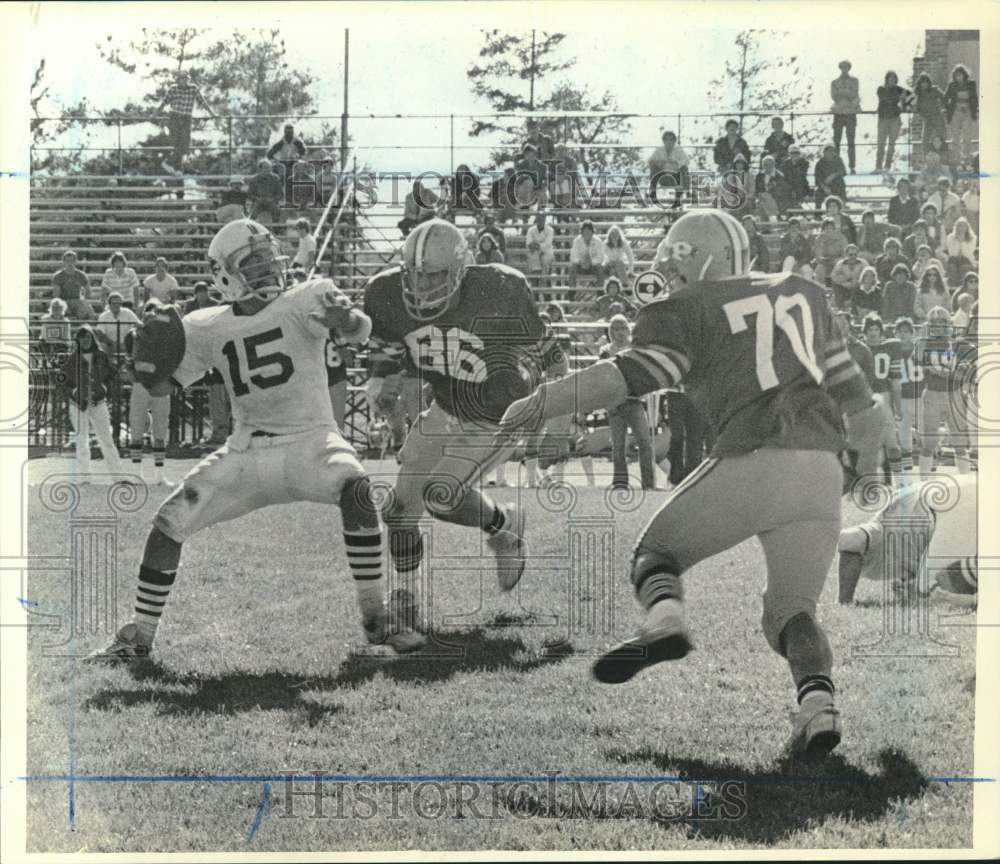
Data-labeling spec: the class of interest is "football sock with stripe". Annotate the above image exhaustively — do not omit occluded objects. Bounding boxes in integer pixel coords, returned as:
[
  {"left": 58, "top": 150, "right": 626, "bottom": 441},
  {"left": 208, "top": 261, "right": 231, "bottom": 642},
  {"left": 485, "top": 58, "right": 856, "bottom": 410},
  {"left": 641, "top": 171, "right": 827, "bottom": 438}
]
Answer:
[
  {"left": 153, "top": 446, "right": 165, "bottom": 469},
  {"left": 130, "top": 443, "right": 143, "bottom": 465},
  {"left": 888, "top": 454, "right": 902, "bottom": 486},
  {"left": 133, "top": 565, "right": 176, "bottom": 646},
  {"left": 344, "top": 528, "right": 384, "bottom": 618},
  {"left": 797, "top": 674, "right": 835, "bottom": 712}
]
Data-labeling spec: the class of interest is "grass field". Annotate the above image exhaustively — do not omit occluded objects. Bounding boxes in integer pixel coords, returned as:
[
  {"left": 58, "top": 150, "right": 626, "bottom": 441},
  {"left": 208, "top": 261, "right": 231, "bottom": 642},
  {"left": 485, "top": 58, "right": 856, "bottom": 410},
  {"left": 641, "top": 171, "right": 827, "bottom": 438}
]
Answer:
[{"left": 23, "top": 456, "right": 977, "bottom": 853}]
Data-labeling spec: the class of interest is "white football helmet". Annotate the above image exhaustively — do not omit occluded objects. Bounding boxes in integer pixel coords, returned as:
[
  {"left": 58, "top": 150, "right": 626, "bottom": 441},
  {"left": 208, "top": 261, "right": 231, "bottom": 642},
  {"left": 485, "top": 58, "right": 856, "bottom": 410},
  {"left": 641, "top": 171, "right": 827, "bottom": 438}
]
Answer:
[
  {"left": 400, "top": 219, "right": 468, "bottom": 321},
  {"left": 207, "top": 219, "right": 288, "bottom": 303},
  {"left": 657, "top": 209, "right": 751, "bottom": 287}
]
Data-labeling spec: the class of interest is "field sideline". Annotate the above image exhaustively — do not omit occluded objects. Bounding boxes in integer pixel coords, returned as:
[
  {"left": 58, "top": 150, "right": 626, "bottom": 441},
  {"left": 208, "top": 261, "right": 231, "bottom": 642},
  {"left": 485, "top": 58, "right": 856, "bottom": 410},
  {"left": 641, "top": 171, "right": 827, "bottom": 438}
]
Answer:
[{"left": 23, "top": 456, "right": 976, "bottom": 852}]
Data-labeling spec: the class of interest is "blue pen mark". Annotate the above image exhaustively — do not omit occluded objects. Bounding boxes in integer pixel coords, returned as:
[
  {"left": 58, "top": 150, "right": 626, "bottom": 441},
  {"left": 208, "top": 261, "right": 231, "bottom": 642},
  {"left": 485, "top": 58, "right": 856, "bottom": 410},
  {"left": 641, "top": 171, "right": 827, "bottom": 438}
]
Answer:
[
  {"left": 0, "top": 171, "right": 29, "bottom": 179},
  {"left": 17, "top": 597, "right": 39, "bottom": 608},
  {"left": 246, "top": 782, "right": 271, "bottom": 843}
]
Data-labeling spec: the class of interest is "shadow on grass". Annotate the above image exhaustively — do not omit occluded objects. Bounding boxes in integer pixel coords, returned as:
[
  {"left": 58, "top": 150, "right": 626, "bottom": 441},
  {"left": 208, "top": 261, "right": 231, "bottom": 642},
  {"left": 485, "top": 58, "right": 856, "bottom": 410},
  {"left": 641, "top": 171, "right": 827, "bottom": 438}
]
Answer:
[
  {"left": 82, "top": 628, "right": 574, "bottom": 717},
  {"left": 577, "top": 745, "right": 930, "bottom": 843}
]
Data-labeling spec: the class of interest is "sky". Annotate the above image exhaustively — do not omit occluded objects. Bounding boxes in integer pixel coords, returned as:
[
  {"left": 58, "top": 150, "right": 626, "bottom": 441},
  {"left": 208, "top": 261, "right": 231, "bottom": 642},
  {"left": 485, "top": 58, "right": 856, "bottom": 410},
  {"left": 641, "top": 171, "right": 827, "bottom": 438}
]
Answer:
[{"left": 27, "top": 4, "right": 928, "bottom": 176}]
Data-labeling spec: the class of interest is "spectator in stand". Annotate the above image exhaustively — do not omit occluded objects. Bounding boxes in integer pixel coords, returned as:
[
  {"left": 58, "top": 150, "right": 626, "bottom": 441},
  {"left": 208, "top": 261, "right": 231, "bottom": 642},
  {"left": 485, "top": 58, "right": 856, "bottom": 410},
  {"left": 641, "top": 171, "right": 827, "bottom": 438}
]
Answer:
[
  {"left": 823, "top": 195, "right": 856, "bottom": 244},
  {"left": 887, "top": 177, "right": 920, "bottom": 233},
  {"left": 155, "top": 70, "right": 216, "bottom": 172},
  {"left": 881, "top": 263, "right": 917, "bottom": 322},
  {"left": 478, "top": 212, "right": 507, "bottom": 254},
  {"left": 59, "top": 324, "right": 126, "bottom": 477},
  {"left": 831, "top": 60, "right": 860, "bottom": 173},
  {"left": 39, "top": 298, "right": 72, "bottom": 358},
  {"left": 779, "top": 143, "right": 811, "bottom": 208},
  {"left": 524, "top": 119, "right": 556, "bottom": 162},
  {"left": 100, "top": 251, "right": 140, "bottom": 309},
  {"left": 247, "top": 158, "right": 283, "bottom": 225},
  {"left": 916, "top": 150, "right": 953, "bottom": 197},
  {"left": 719, "top": 151, "right": 753, "bottom": 219},
  {"left": 292, "top": 217, "right": 317, "bottom": 274},
  {"left": 96, "top": 291, "right": 140, "bottom": 352},
  {"left": 602, "top": 225, "right": 635, "bottom": 286},
  {"left": 857, "top": 210, "right": 889, "bottom": 264},
  {"left": 52, "top": 250, "right": 94, "bottom": 322},
  {"left": 914, "top": 72, "right": 948, "bottom": 164},
  {"left": 956, "top": 271, "right": 978, "bottom": 310},
  {"left": 549, "top": 151, "right": 578, "bottom": 210},
  {"left": 474, "top": 232, "right": 504, "bottom": 265},
  {"left": 874, "top": 71, "right": 910, "bottom": 173},
  {"left": 184, "top": 281, "right": 231, "bottom": 445},
  {"left": 588, "top": 277, "right": 637, "bottom": 320},
  {"left": 944, "top": 216, "right": 977, "bottom": 288},
  {"left": 812, "top": 217, "right": 848, "bottom": 285},
  {"left": 925, "top": 131, "right": 954, "bottom": 172},
  {"left": 830, "top": 244, "right": 865, "bottom": 309},
  {"left": 902, "top": 218, "right": 929, "bottom": 262},
  {"left": 961, "top": 178, "right": 979, "bottom": 234},
  {"left": 516, "top": 144, "right": 549, "bottom": 208},
  {"left": 944, "top": 64, "right": 979, "bottom": 166},
  {"left": 876, "top": 237, "right": 909, "bottom": 285},
  {"left": 267, "top": 123, "right": 308, "bottom": 201},
  {"left": 952, "top": 292, "right": 975, "bottom": 333},
  {"left": 713, "top": 119, "right": 751, "bottom": 172},
  {"left": 599, "top": 314, "right": 655, "bottom": 491},
  {"left": 926, "top": 177, "right": 961, "bottom": 233},
  {"left": 648, "top": 130, "right": 690, "bottom": 205},
  {"left": 142, "top": 257, "right": 179, "bottom": 305},
  {"left": 398, "top": 180, "right": 440, "bottom": 238},
  {"left": 919, "top": 203, "right": 945, "bottom": 257},
  {"left": 763, "top": 116, "right": 795, "bottom": 162},
  {"left": 755, "top": 154, "right": 790, "bottom": 221},
  {"left": 525, "top": 211, "right": 555, "bottom": 278},
  {"left": 779, "top": 217, "right": 815, "bottom": 278},
  {"left": 742, "top": 215, "right": 771, "bottom": 272},
  {"left": 911, "top": 243, "right": 945, "bottom": 285},
  {"left": 568, "top": 220, "right": 606, "bottom": 287},
  {"left": 914, "top": 266, "right": 951, "bottom": 322},
  {"left": 216, "top": 177, "right": 248, "bottom": 223},
  {"left": 452, "top": 164, "right": 482, "bottom": 210},
  {"left": 850, "top": 266, "right": 883, "bottom": 317},
  {"left": 490, "top": 166, "right": 518, "bottom": 222},
  {"left": 814, "top": 144, "right": 847, "bottom": 208}
]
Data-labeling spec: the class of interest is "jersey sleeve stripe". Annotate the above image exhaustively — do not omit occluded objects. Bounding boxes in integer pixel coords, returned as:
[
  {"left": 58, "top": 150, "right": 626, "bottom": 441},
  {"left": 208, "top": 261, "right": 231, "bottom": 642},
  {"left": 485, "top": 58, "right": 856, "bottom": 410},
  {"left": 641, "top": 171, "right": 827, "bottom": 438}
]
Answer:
[
  {"left": 826, "top": 365, "right": 859, "bottom": 387},
  {"left": 618, "top": 347, "right": 683, "bottom": 389},
  {"left": 641, "top": 342, "right": 692, "bottom": 376},
  {"left": 824, "top": 348, "right": 852, "bottom": 369}
]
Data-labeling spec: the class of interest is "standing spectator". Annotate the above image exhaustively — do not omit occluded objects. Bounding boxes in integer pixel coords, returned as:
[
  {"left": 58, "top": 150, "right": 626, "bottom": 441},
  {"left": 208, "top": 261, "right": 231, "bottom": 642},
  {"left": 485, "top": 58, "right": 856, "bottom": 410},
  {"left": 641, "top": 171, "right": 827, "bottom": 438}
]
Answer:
[
  {"left": 96, "top": 292, "right": 140, "bottom": 353},
  {"left": 246, "top": 158, "right": 283, "bottom": 225},
  {"left": 911, "top": 244, "right": 945, "bottom": 285},
  {"left": 664, "top": 385, "right": 713, "bottom": 488},
  {"left": 812, "top": 217, "right": 848, "bottom": 285},
  {"left": 524, "top": 118, "right": 556, "bottom": 162},
  {"left": 398, "top": 180, "right": 440, "bottom": 237},
  {"left": 944, "top": 64, "right": 979, "bottom": 166},
  {"left": 713, "top": 119, "right": 751, "bottom": 172},
  {"left": 830, "top": 244, "right": 865, "bottom": 309},
  {"left": 779, "top": 217, "right": 815, "bottom": 278},
  {"left": 874, "top": 71, "right": 910, "bottom": 172},
  {"left": 474, "top": 233, "right": 504, "bottom": 265},
  {"left": 490, "top": 166, "right": 518, "bottom": 221},
  {"left": 913, "top": 72, "right": 948, "bottom": 163},
  {"left": 184, "top": 282, "right": 231, "bottom": 445},
  {"left": 515, "top": 144, "right": 548, "bottom": 208},
  {"left": 850, "top": 266, "right": 883, "bottom": 317},
  {"left": 648, "top": 130, "right": 690, "bottom": 204},
  {"left": 875, "top": 237, "right": 909, "bottom": 285},
  {"left": 887, "top": 178, "right": 920, "bottom": 233},
  {"left": 943, "top": 217, "right": 977, "bottom": 288},
  {"left": 914, "top": 267, "right": 951, "bottom": 322},
  {"left": 814, "top": 145, "right": 847, "bottom": 208},
  {"left": 155, "top": 70, "right": 216, "bottom": 171},
  {"left": 599, "top": 315, "right": 655, "bottom": 491},
  {"left": 779, "top": 144, "right": 811, "bottom": 207},
  {"left": 478, "top": 212, "right": 507, "bottom": 254},
  {"left": 823, "top": 195, "right": 856, "bottom": 244},
  {"left": 762, "top": 116, "right": 794, "bottom": 162},
  {"left": 857, "top": 210, "right": 889, "bottom": 263},
  {"left": 122, "top": 318, "right": 173, "bottom": 487},
  {"left": 881, "top": 263, "right": 917, "bottom": 321},
  {"left": 549, "top": 150, "right": 579, "bottom": 210},
  {"left": 831, "top": 60, "right": 860, "bottom": 172},
  {"left": 39, "top": 298, "right": 72, "bottom": 359},
  {"left": 52, "top": 249, "right": 94, "bottom": 322},
  {"left": 292, "top": 217, "right": 317, "bottom": 273},
  {"left": 452, "top": 164, "right": 482, "bottom": 210},
  {"left": 100, "top": 252, "right": 141, "bottom": 309},
  {"left": 602, "top": 225, "right": 635, "bottom": 286},
  {"left": 216, "top": 177, "right": 248, "bottom": 223},
  {"left": 719, "top": 151, "right": 753, "bottom": 219},
  {"left": 525, "top": 211, "right": 555, "bottom": 278},
  {"left": 59, "top": 325, "right": 126, "bottom": 478},
  {"left": 568, "top": 220, "right": 606, "bottom": 287},
  {"left": 267, "top": 123, "right": 308, "bottom": 201},
  {"left": 142, "top": 257, "right": 179, "bottom": 305},
  {"left": 926, "top": 178, "right": 961, "bottom": 233},
  {"left": 754, "top": 154, "right": 789, "bottom": 221},
  {"left": 742, "top": 215, "right": 771, "bottom": 272}
]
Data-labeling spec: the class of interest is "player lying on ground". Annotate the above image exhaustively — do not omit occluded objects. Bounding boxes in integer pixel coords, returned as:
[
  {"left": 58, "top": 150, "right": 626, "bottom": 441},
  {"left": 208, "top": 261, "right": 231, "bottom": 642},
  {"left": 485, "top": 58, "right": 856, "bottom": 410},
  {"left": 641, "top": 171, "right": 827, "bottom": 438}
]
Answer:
[
  {"left": 362, "top": 219, "right": 559, "bottom": 629},
  {"left": 89, "top": 218, "right": 423, "bottom": 662},
  {"left": 500, "top": 209, "right": 883, "bottom": 756},
  {"left": 838, "top": 473, "right": 977, "bottom": 605}
]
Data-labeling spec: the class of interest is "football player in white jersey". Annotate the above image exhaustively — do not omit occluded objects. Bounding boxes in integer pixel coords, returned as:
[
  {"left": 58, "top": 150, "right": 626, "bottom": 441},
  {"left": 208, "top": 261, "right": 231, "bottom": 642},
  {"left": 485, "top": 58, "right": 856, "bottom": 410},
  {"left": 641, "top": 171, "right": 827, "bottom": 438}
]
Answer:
[{"left": 89, "top": 219, "right": 423, "bottom": 662}]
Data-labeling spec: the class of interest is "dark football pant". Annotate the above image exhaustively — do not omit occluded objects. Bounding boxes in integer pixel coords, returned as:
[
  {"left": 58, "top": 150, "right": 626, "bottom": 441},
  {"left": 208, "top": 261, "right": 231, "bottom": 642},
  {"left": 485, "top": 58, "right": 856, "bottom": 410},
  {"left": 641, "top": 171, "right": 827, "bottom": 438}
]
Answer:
[{"left": 632, "top": 448, "right": 842, "bottom": 653}]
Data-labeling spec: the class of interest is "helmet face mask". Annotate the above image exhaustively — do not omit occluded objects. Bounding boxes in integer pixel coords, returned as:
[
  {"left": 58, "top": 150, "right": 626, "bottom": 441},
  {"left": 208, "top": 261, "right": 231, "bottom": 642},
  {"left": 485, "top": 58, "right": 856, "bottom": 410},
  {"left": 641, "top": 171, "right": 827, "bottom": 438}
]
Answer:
[
  {"left": 400, "top": 219, "right": 468, "bottom": 321},
  {"left": 208, "top": 220, "right": 288, "bottom": 304}
]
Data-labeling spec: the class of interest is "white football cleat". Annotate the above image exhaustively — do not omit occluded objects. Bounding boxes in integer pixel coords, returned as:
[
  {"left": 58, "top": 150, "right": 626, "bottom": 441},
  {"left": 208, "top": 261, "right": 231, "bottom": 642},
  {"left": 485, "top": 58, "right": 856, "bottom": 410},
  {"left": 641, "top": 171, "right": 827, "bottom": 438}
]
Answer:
[
  {"left": 786, "top": 702, "right": 842, "bottom": 757},
  {"left": 488, "top": 503, "right": 527, "bottom": 592}
]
